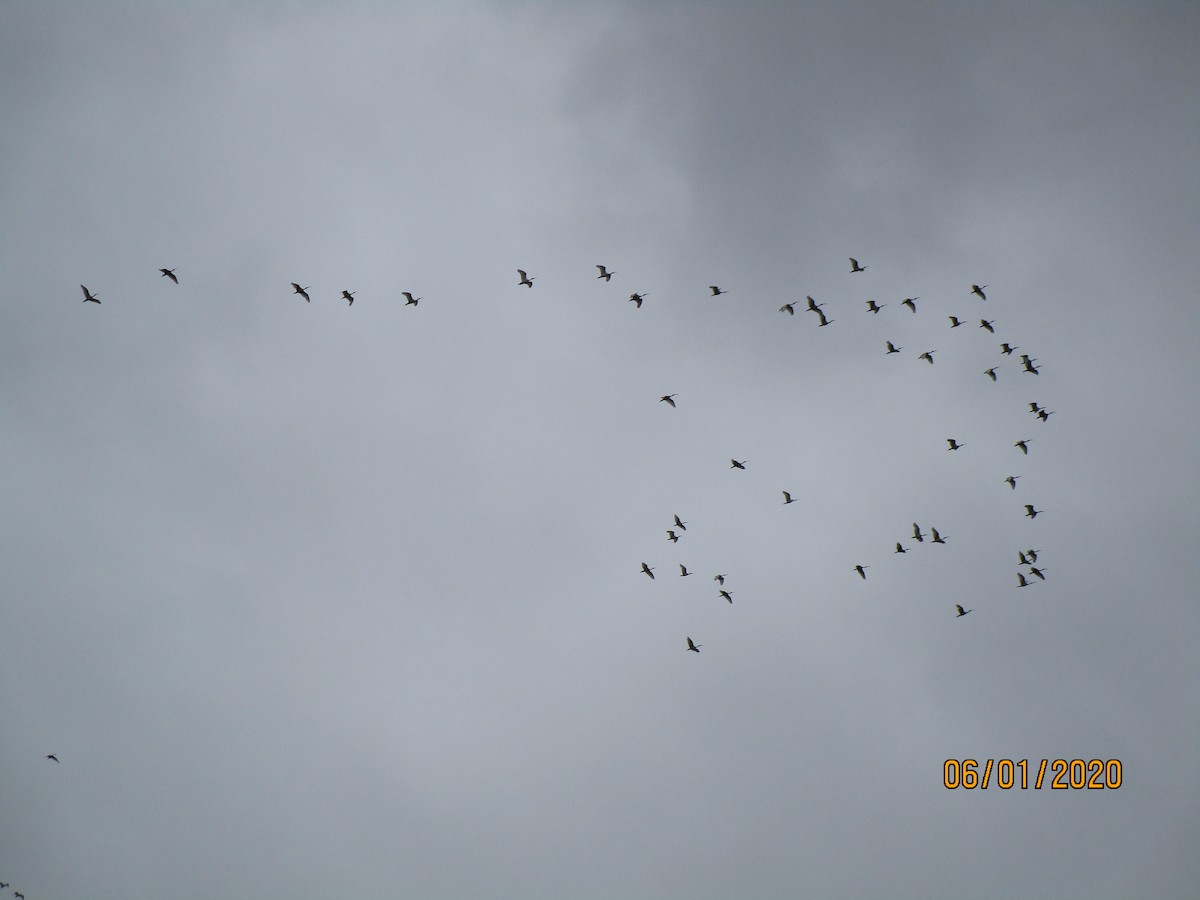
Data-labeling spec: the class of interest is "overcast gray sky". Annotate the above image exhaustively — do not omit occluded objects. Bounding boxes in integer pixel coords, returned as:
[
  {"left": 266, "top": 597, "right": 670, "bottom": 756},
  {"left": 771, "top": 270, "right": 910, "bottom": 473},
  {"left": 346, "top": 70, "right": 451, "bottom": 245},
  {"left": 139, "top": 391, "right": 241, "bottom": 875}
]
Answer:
[{"left": 2, "top": 2, "right": 1198, "bottom": 898}]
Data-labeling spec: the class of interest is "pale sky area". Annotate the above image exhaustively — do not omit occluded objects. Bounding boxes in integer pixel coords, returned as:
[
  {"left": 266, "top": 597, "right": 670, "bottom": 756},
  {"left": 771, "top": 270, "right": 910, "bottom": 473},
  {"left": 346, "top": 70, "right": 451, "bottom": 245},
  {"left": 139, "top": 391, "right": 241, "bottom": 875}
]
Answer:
[{"left": 2, "top": 3, "right": 1198, "bottom": 898}]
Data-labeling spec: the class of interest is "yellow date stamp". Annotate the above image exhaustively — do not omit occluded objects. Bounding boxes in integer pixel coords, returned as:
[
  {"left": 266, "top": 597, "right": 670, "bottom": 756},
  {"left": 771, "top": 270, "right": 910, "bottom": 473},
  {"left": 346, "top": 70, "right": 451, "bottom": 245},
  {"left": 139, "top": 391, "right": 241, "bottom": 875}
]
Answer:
[{"left": 944, "top": 758, "right": 1122, "bottom": 789}]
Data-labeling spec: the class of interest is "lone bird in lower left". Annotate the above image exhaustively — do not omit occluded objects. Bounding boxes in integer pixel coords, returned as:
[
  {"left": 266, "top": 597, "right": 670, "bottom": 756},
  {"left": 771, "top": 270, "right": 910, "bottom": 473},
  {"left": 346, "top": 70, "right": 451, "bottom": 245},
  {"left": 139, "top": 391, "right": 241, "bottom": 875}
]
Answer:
[
  {"left": 81, "top": 284, "right": 100, "bottom": 304},
  {"left": 685, "top": 636, "right": 702, "bottom": 653}
]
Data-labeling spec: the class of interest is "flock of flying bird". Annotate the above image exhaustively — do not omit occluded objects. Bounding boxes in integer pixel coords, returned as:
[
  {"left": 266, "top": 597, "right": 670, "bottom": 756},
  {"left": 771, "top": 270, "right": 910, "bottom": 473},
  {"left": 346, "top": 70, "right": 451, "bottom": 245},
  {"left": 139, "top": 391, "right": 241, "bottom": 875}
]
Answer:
[{"left": 74, "top": 256, "right": 1055, "bottom": 665}]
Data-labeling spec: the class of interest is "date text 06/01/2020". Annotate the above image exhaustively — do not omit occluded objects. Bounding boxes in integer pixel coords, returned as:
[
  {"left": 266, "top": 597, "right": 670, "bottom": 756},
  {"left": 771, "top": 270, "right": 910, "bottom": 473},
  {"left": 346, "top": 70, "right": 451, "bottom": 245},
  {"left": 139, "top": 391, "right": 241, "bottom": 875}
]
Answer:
[{"left": 944, "top": 759, "right": 1122, "bottom": 790}]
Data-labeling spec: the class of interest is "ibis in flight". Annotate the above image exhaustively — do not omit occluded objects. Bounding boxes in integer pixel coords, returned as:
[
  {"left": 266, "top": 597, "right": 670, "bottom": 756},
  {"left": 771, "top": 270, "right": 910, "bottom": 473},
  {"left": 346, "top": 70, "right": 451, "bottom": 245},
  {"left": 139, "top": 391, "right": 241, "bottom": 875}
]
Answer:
[
  {"left": 709, "top": 285, "right": 727, "bottom": 296},
  {"left": 159, "top": 268, "right": 178, "bottom": 283},
  {"left": 291, "top": 282, "right": 311, "bottom": 302},
  {"left": 866, "top": 300, "right": 885, "bottom": 314},
  {"left": 596, "top": 265, "right": 614, "bottom": 281},
  {"left": 849, "top": 257, "right": 867, "bottom": 273},
  {"left": 1000, "top": 343, "right": 1019, "bottom": 356},
  {"left": 854, "top": 565, "right": 868, "bottom": 580},
  {"left": 403, "top": 292, "right": 421, "bottom": 306},
  {"left": 1005, "top": 475, "right": 1020, "bottom": 490},
  {"left": 1028, "top": 566, "right": 1047, "bottom": 581},
  {"left": 45, "top": 754, "right": 59, "bottom": 763},
  {"left": 730, "top": 459, "right": 747, "bottom": 470},
  {"left": 660, "top": 394, "right": 677, "bottom": 407},
  {"left": 885, "top": 341, "right": 902, "bottom": 354},
  {"left": 984, "top": 367, "right": 999, "bottom": 382},
  {"left": 895, "top": 543, "right": 907, "bottom": 554},
  {"left": 902, "top": 297, "right": 918, "bottom": 313},
  {"left": 947, "top": 438, "right": 964, "bottom": 451},
  {"left": 806, "top": 296, "right": 824, "bottom": 312},
  {"left": 680, "top": 565, "right": 692, "bottom": 577},
  {"left": 948, "top": 316, "right": 965, "bottom": 328},
  {"left": 1015, "top": 439, "right": 1030, "bottom": 455},
  {"left": 955, "top": 604, "right": 972, "bottom": 617},
  {"left": 779, "top": 302, "right": 795, "bottom": 315},
  {"left": 640, "top": 563, "right": 655, "bottom": 579},
  {"left": 1017, "top": 572, "right": 1033, "bottom": 588},
  {"left": 686, "top": 637, "right": 702, "bottom": 652},
  {"left": 971, "top": 284, "right": 988, "bottom": 300},
  {"left": 673, "top": 515, "right": 687, "bottom": 530},
  {"left": 931, "top": 527, "right": 947, "bottom": 544},
  {"left": 80, "top": 285, "right": 100, "bottom": 304},
  {"left": 667, "top": 530, "right": 680, "bottom": 543},
  {"left": 918, "top": 350, "right": 936, "bottom": 364},
  {"left": 980, "top": 319, "right": 996, "bottom": 333},
  {"left": 714, "top": 574, "right": 727, "bottom": 586},
  {"left": 1024, "top": 504, "right": 1041, "bottom": 519},
  {"left": 912, "top": 523, "right": 926, "bottom": 543},
  {"left": 517, "top": 269, "right": 534, "bottom": 287},
  {"left": 782, "top": 491, "right": 797, "bottom": 504},
  {"left": 719, "top": 589, "right": 734, "bottom": 603},
  {"left": 341, "top": 290, "right": 355, "bottom": 306}
]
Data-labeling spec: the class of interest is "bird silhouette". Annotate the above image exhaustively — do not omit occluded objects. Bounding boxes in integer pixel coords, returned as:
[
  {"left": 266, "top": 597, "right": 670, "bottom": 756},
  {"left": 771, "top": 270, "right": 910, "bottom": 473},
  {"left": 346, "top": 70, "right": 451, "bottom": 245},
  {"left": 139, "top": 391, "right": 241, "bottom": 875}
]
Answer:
[
  {"left": 640, "top": 563, "right": 656, "bottom": 579},
  {"left": 730, "top": 459, "right": 747, "bottom": 470},
  {"left": 719, "top": 589, "right": 734, "bottom": 603},
  {"left": 1028, "top": 566, "right": 1047, "bottom": 581},
  {"left": 980, "top": 319, "right": 996, "bottom": 333},
  {"left": 1029, "top": 402, "right": 1044, "bottom": 414},
  {"left": 782, "top": 491, "right": 797, "bottom": 504},
  {"left": 1024, "top": 504, "right": 1041, "bottom": 519},
  {"left": 930, "top": 527, "right": 947, "bottom": 544},
  {"left": 866, "top": 300, "right": 885, "bottom": 314},
  {"left": 660, "top": 394, "right": 677, "bottom": 407},
  {"left": 918, "top": 350, "right": 936, "bottom": 364},
  {"left": 1005, "top": 475, "right": 1020, "bottom": 490},
  {"left": 1017, "top": 572, "right": 1033, "bottom": 588},
  {"left": 629, "top": 292, "right": 647, "bottom": 308},
  {"left": 667, "top": 530, "right": 680, "bottom": 543},
  {"left": 984, "top": 367, "right": 999, "bottom": 381},
  {"left": 673, "top": 515, "right": 687, "bottom": 530},
  {"left": 902, "top": 297, "right": 919, "bottom": 312},
  {"left": 517, "top": 269, "right": 534, "bottom": 287},
  {"left": 1037, "top": 409, "right": 1054, "bottom": 422},
  {"left": 948, "top": 316, "right": 965, "bottom": 328},
  {"left": 1026, "top": 549, "right": 1040, "bottom": 563},
  {"left": 403, "top": 292, "right": 421, "bottom": 306},
  {"left": 686, "top": 636, "right": 701, "bottom": 652},
  {"left": 679, "top": 564, "right": 692, "bottom": 577},
  {"left": 947, "top": 438, "right": 964, "bottom": 451},
  {"left": 912, "top": 523, "right": 925, "bottom": 542},
  {"left": 1020, "top": 354, "right": 1040, "bottom": 374},
  {"left": 596, "top": 265, "right": 614, "bottom": 281},
  {"left": 885, "top": 341, "right": 902, "bottom": 354},
  {"left": 290, "top": 282, "right": 311, "bottom": 302},
  {"left": 805, "top": 296, "right": 824, "bottom": 312},
  {"left": 341, "top": 290, "right": 355, "bottom": 306},
  {"left": 779, "top": 302, "right": 795, "bottom": 315},
  {"left": 815, "top": 308, "right": 834, "bottom": 327},
  {"left": 714, "top": 574, "right": 727, "bottom": 586},
  {"left": 1015, "top": 439, "right": 1030, "bottom": 455},
  {"left": 1000, "top": 342, "right": 1019, "bottom": 355},
  {"left": 1018, "top": 550, "right": 1031, "bottom": 566},
  {"left": 955, "top": 604, "right": 972, "bottom": 617},
  {"left": 709, "top": 285, "right": 727, "bottom": 296},
  {"left": 971, "top": 284, "right": 988, "bottom": 300},
  {"left": 854, "top": 564, "right": 868, "bottom": 580},
  {"left": 80, "top": 284, "right": 100, "bottom": 304},
  {"left": 895, "top": 542, "right": 907, "bottom": 554},
  {"left": 159, "top": 268, "right": 178, "bottom": 283},
  {"left": 849, "top": 257, "right": 867, "bottom": 273},
  {"left": 46, "top": 753, "right": 59, "bottom": 762}
]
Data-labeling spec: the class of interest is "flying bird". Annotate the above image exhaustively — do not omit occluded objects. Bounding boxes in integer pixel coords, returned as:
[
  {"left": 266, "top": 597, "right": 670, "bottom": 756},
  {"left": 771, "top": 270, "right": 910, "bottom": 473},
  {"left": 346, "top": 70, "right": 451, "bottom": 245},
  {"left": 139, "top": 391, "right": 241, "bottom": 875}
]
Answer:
[
  {"left": 46, "top": 754, "right": 59, "bottom": 762},
  {"left": 930, "top": 527, "right": 947, "bottom": 544},
  {"left": 971, "top": 284, "right": 988, "bottom": 300},
  {"left": 403, "top": 292, "right": 421, "bottom": 306},
  {"left": 660, "top": 394, "right": 677, "bottom": 407},
  {"left": 918, "top": 350, "right": 936, "bottom": 364},
  {"left": 719, "top": 589, "right": 734, "bottom": 603},
  {"left": 80, "top": 284, "right": 100, "bottom": 304},
  {"left": 1015, "top": 439, "right": 1030, "bottom": 455},
  {"left": 1024, "top": 504, "right": 1041, "bottom": 519},
  {"left": 667, "top": 530, "right": 680, "bottom": 543},
  {"left": 1017, "top": 572, "right": 1033, "bottom": 588},
  {"left": 984, "top": 367, "right": 999, "bottom": 381},
  {"left": 1004, "top": 475, "right": 1020, "bottom": 490},
  {"left": 980, "top": 319, "right": 996, "bottom": 333},
  {"left": 1018, "top": 550, "right": 1031, "bottom": 566},
  {"left": 629, "top": 292, "right": 646, "bottom": 308},
  {"left": 517, "top": 269, "right": 534, "bottom": 287},
  {"left": 815, "top": 308, "right": 834, "bottom": 327},
  {"left": 902, "top": 297, "right": 919, "bottom": 312},
  {"left": 1029, "top": 402, "right": 1044, "bottom": 414},
  {"left": 885, "top": 341, "right": 902, "bottom": 354},
  {"left": 1026, "top": 548, "right": 1040, "bottom": 563},
  {"left": 782, "top": 491, "right": 797, "bottom": 504},
  {"left": 640, "top": 562, "right": 655, "bottom": 579},
  {"left": 679, "top": 565, "right": 692, "bottom": 577},
  {"left": 595, "top": 265, "right": 614, "bottom": 281},
  {"left": 947, "top": 438, "right": 964, "bottom": 451},
  {"left": 779, "top": 302, "right": 795, "bottom": 315},
  {"left": 849, "top": 257, "right": 867, "bottom": 273},
  {"left": 1000, "top": 343, "right": 1019, "bottom": 355},
  {"left": 956, "top": 604, "right": 972, "bottom": 617},
  {"left": 948, "top": 316, "right": 965, "bottom": 328},
  {"left": 895, "top": 543, "right": 907, "bottom": 554},
  {"left": 291, "top": 282, "right": 311, "bottom": 302},
  {"left": 686, "top": 636, "right": 701, "bottom": 652},
  {"left": 159, "top": 268, "right": 178, "bottom": 283},
  {"left": 673, "top": 515, "right": 687, "bottom": 530},
  {"left": 866, "top": 300, "right": 885, "bottom": 314},
  {"left": 1037, "top": 409, "right": 1054, "bottom": 422},
  {"left": 805, "top": 296, "right": 824, "bottom": 312},
  {"left": 709, "top": 285, "right": 727, "bottom": 296},
  {"left": 1028, "top": 566, "right": 1047, "bottom": 581},
  {"left": 714, "top": 574, "right": 727, "bottom": 585},
  {"left": 730, "top": 459, "right": 747, "bottom": 470},
  {"left": 1020, "top": 354, "right": 1039, "bottom": 374},
  {"left": 341, "top": 290, "right": 356, "bottom": 306},
  {"left": 854, "top": 564, "right": 868, "bottom": 580},
  {"left": 912, "top": 523, "right": 925, "bottom": 543}
]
